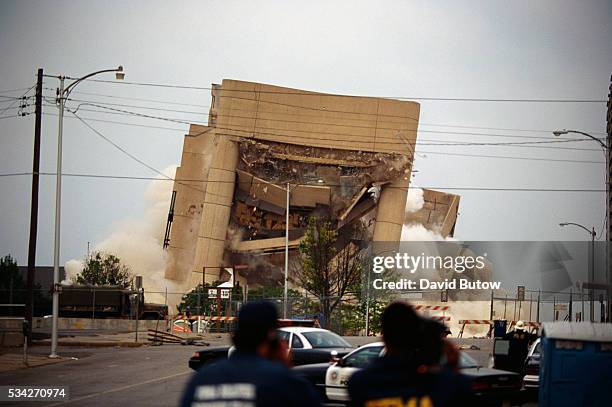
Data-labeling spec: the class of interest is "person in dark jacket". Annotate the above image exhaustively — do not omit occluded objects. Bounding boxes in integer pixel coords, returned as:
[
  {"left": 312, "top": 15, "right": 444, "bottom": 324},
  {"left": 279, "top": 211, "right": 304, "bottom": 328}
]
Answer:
[
  {"left": 181, "top": 301, "right": 321, "bottom": 407},
  {"left": 348, "top": 302, "right": 473, "bottom": 407},
  {"left": 503, "top": 320, "right": 538, "bottom": 374}
]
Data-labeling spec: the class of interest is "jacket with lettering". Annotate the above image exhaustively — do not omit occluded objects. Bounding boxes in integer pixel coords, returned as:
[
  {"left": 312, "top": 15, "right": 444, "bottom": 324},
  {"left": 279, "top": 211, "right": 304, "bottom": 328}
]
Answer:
[
  {"left": 347, "top": 355, "right": 473, "bottom": 407},
  {"left": 180, "top": 351, "right": 321, "bottom": 407}
]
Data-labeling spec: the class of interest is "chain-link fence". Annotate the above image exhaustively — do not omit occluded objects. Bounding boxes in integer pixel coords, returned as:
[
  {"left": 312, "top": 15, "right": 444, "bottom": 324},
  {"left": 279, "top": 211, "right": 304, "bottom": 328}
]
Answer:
[
  {"left": 3, "top": 284, "right": 607, "bottom": 337},
  {"left": 492, "top": 288, "right": 610, "bottom": 323}
]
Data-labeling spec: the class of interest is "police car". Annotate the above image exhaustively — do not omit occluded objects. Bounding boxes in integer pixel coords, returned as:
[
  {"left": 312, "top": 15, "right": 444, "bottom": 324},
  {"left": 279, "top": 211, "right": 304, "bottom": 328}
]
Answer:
[
  {"left": 322, "top": 342, "right": 522, "bottom": 403},
  {"left": 325, "top": 342, "right": 385, "bottom": 401},
  {"left": 190, "top": 326, "right": 354, "bottom": 370}
]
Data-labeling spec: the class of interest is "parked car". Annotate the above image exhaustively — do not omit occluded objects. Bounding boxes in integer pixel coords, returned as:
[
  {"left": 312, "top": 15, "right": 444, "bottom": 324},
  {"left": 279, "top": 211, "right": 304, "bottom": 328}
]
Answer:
[
  {"left": 189, "top": 326, "right": 354, "bottom": 371},
  {"left": 294, "top": 341, "right": 523, "bottom": 405},
  {"left": 523, "top": 338, "right": 541, "bottom": 390},
  {"left": 325, "top": 342, "right": 385, "bottom": 401}
]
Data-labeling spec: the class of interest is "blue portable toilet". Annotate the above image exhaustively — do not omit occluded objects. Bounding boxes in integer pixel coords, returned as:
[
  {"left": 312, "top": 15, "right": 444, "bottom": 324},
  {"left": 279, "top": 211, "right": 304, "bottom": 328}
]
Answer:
[{"left": 539, "top": 322, "right": 612, "bottom": 407}]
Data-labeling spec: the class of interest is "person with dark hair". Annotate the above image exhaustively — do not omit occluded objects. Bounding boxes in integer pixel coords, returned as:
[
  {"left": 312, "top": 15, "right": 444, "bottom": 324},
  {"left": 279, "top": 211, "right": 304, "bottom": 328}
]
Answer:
[
  {"left": 181, "top": 301, "right": 320, "bottom": 407},
  {"left": 348, "top": 302, "right": 473, "bottom": 406}
]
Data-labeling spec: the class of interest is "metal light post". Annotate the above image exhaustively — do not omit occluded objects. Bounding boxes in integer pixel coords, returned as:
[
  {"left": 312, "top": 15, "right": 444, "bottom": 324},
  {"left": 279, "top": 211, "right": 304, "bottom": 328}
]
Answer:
[
  {"left": 559, "top": 222, "right": 596, "bottom": 322},
  {"left": 284, "top": 182, "right": 290, "bottom": 319},
  {"left": 554, "top": 129, "right": 609, "bottom": 285},
  {"left": 49, "top": 66, "right": 124, "bottom": 358},
  {"left": 283, "top": 179, "right": 324, "bottom": 319}
]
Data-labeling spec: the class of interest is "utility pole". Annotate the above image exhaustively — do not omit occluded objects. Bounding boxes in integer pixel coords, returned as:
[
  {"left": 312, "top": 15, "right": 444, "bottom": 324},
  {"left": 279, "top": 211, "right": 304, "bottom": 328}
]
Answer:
[
  {"left": 25, "top": 68, "right": 43, "bottom": 339},
  {"left": 607, "top": 74, "right": 612, "bottom": 322},
  {"left": 591, "top": 226, "right": 596, "bottom": 322}
]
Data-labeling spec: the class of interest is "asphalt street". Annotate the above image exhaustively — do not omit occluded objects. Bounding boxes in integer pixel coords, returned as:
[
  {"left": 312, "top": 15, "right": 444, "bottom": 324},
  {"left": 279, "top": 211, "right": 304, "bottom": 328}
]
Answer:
[
  {"left": 0, "top": 345, "right": 196, "bottom": 407},
  {"left": 0, "top": 338, "right": 493, "bottom": 407}
]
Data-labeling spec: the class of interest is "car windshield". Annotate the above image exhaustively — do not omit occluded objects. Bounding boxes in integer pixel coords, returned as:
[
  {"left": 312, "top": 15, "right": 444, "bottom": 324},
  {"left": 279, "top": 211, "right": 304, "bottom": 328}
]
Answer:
[
  {"left": 301, "top": 330, "right": 351, "bottom": 348},
  {"left": 344, "top": 346, "right": 384, "bottom": 368},
  {"left": 532, "top": 342, "right": 541, "bottom": 355},
  {"left": 459, "top": 352, "right": 479, "bottom": 368}
]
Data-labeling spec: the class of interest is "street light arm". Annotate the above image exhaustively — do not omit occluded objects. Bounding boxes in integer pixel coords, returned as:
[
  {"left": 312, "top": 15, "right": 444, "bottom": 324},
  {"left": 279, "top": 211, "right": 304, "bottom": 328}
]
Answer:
[
  {"left": 64, "top": 67, "right": 123, "bottom": 96},
  {"left": 563, "top": 130, "right": 607, "bottom": 150},
  {"left": 560, "top": 222, "right": 595, "bottom": 237}
]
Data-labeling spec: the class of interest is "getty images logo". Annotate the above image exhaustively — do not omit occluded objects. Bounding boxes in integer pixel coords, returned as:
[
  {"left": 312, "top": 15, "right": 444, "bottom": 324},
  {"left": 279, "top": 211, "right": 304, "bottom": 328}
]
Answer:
[{"left": 372, "top": 252, "right": 487, "bottom": 274}]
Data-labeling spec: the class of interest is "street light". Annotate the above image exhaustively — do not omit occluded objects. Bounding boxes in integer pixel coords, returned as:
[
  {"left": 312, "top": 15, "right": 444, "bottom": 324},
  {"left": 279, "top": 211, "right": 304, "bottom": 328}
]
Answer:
[
  {"left": 559, "top": 222, "right": 596, "bottom": 322},
  {"left": 49, "top": 66, "right": 124, "bottom": 358},
  {"left": 555, "top": 128, "right": 610, "bottom": 322},
  {"left": 553, "top": 129, "right": 606, "bottom": 149}
]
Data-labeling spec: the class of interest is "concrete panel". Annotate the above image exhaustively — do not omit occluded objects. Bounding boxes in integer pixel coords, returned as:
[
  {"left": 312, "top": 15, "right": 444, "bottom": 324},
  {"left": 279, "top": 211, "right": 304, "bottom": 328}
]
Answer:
[
  {"left": 166, "top": 125, "right": 215, "bottom": 281},
  {"left": 234, "top": 236, "right": 303, "bottom": 253},
  {"left": 215, "top": 79, "right": 420, "bottom": 154},
  {"left": 404, "top": 189, "right": 460, "bottom": 237},
  {"left": 236, "top": 170, "right": 330, "bottom": 209}
]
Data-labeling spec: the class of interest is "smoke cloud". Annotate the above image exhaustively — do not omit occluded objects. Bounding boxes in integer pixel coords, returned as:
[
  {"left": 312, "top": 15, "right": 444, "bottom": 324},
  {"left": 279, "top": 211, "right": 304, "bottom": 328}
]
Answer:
[
  {"left": 401, "top": 223, "right": 449, "bottom": 241},
  {"left": 405, "top": 187, "right": 424, "bottom": 213},
  {"left": 64, "top": 165, "right": 189, "bottom": 310},
  {"left": 62, "top": 259, "right": 83, "bottom": 285}
]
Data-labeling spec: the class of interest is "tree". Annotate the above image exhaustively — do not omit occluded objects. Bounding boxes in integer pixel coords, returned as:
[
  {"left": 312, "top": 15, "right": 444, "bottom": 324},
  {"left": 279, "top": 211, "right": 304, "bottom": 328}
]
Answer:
[
  {"left": 297, "top": 217, "right": 365, "bottom": 328},
  {"left": 247, "top": 286, "right": 318, "bottom": 318},
  {"left": 0, "top": 254, "right": 22, "bottom": 291},
  {"left": 178, "top": 281, "right": 243, "bottom": 315},
  {"left": 76, "top": 251, "right": 132, "bottom": 288},
  {"left": 0, "top": 255, "right": 24, "bottom": 312},
  {"left": 0, "top": 254, "right": 50, "bottom": 316}
]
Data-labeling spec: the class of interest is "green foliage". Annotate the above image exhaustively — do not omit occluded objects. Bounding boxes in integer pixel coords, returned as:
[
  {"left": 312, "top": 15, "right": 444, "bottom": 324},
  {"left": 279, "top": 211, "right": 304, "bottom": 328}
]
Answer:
[
  {"left": 76, "top": 251, "right": 132, "bottom": 288},
  {"left": 177, "top": 282, "right": 243, "bottom": 314},
  {"left": 297, "top": 217, "right": 365, "bottom": 328},
  {"left": 298, "top": 217, "right": 338, "bottom": 297},
  {"left": 247, "top": 286, "right": 301, "bottom": 300},
  {"left": 0, "top": 254, "right": 22, "bottom": 290},
  {"left": 0, "top": 254, "right": 51, "bottom": 315}
]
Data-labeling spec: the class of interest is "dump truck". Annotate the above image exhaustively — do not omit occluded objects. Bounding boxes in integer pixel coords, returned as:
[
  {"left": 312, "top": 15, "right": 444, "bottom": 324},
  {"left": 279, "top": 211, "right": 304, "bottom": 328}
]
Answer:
[{"left": 58, "top": 285, "right": 167, "bottom": 320}]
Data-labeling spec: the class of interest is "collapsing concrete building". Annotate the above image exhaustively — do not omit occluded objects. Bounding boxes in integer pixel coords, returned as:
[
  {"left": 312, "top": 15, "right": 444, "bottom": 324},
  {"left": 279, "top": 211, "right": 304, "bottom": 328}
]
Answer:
[{"left": 163, "top": 79, "right": 453, "bottom": 291}]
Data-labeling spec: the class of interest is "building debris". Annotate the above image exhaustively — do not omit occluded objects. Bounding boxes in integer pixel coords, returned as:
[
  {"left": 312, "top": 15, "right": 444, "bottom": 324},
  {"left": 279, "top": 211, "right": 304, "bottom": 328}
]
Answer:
[{"left": 161, "top": 79, "right": 460, "bottom": 291}]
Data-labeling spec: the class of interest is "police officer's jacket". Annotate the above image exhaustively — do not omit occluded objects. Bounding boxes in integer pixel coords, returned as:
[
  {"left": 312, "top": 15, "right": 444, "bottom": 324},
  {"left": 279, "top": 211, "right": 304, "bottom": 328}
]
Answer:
[
  {"left": 181, "top": 350, "right": 321, "bottom": 407},
  {"left": 347, "top": 355, "right": 473, "bottom": 407}
]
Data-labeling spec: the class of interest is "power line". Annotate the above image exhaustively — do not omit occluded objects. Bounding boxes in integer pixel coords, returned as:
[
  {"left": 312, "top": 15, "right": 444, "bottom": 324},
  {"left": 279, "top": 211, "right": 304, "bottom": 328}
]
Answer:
[
  {"left": 43, "top": 111, "right": 187, "bottom": 131},
  {"left": 0, "top": 171, "right": 605, "bottom": 193},
  {"left": 419, "top": 122, "right": 606, "bottom": 136},
  {"left": 0, "top": 84, "right": 36, "bottom": 118},
  {"left": 43, "top": 90, "right": 608, "bottom": 137},
  {"left": 61, "top": 89, "right": 210, "bottom": 108},
  {"left": 55, "top": 96, "right": 607, "bottom": 143},
  {"left": 416, "top": 150, "right": 603, "bottom": 163},
  {"left": 71, "top": 111, "right": 182, "bottom": 181},
  {"left": 42, "top": 110, "right": 602, "bottom": 154},
  {"left": 70, "top": 111, "right": 215, "bottom": 198},
  {"left": 0, "top": 114, "right": 30, "bottom": 120},
  {"left": 54, "top": 101, "right": 607, "bottom": 151},
  {"left": 40, "top": 111, "right": 605, "bottom": 164},
  {"left": 55, "top": 77, "right": 607, "bottom": 103},
  {"left": 0, "top": 86, "right": 38, "bottom": 95}
]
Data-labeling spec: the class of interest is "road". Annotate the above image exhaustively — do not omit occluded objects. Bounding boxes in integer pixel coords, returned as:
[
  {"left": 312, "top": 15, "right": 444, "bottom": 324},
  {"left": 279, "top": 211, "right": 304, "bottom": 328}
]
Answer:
[
  {"left": 0, "top": 337, "right": 495, "bottom": 407},
  {"left": 0, "top": 345, "right": 196, "bottom": 406}
]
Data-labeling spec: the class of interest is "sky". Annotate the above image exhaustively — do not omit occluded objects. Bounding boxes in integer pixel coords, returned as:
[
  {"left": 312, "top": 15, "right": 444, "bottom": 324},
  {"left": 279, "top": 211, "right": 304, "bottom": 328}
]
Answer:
[{"left": 0, "top": 0, "right": 611, "bottom": 266}]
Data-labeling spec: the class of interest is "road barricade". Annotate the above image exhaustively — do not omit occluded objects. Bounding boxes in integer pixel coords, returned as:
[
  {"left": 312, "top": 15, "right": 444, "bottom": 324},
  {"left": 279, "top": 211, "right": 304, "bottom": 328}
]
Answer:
[{"left": 458, "top": 319, "right": 541, "bottom": 337}]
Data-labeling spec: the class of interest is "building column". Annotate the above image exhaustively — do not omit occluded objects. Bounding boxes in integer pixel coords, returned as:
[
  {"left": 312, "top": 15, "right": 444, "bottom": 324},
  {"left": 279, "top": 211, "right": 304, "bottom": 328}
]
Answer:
[
  {"left": 373, "top": 177, "right": 409, "bottom": 242},
  {"left": 192, "top": 136, "right": 238, "bottom": 287}
]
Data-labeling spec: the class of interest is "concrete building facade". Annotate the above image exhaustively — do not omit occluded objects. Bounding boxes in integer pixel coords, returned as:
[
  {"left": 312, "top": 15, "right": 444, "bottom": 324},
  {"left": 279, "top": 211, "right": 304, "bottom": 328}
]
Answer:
[{"left": 164, "top": 79, "right": 427, "bottom": 290}]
